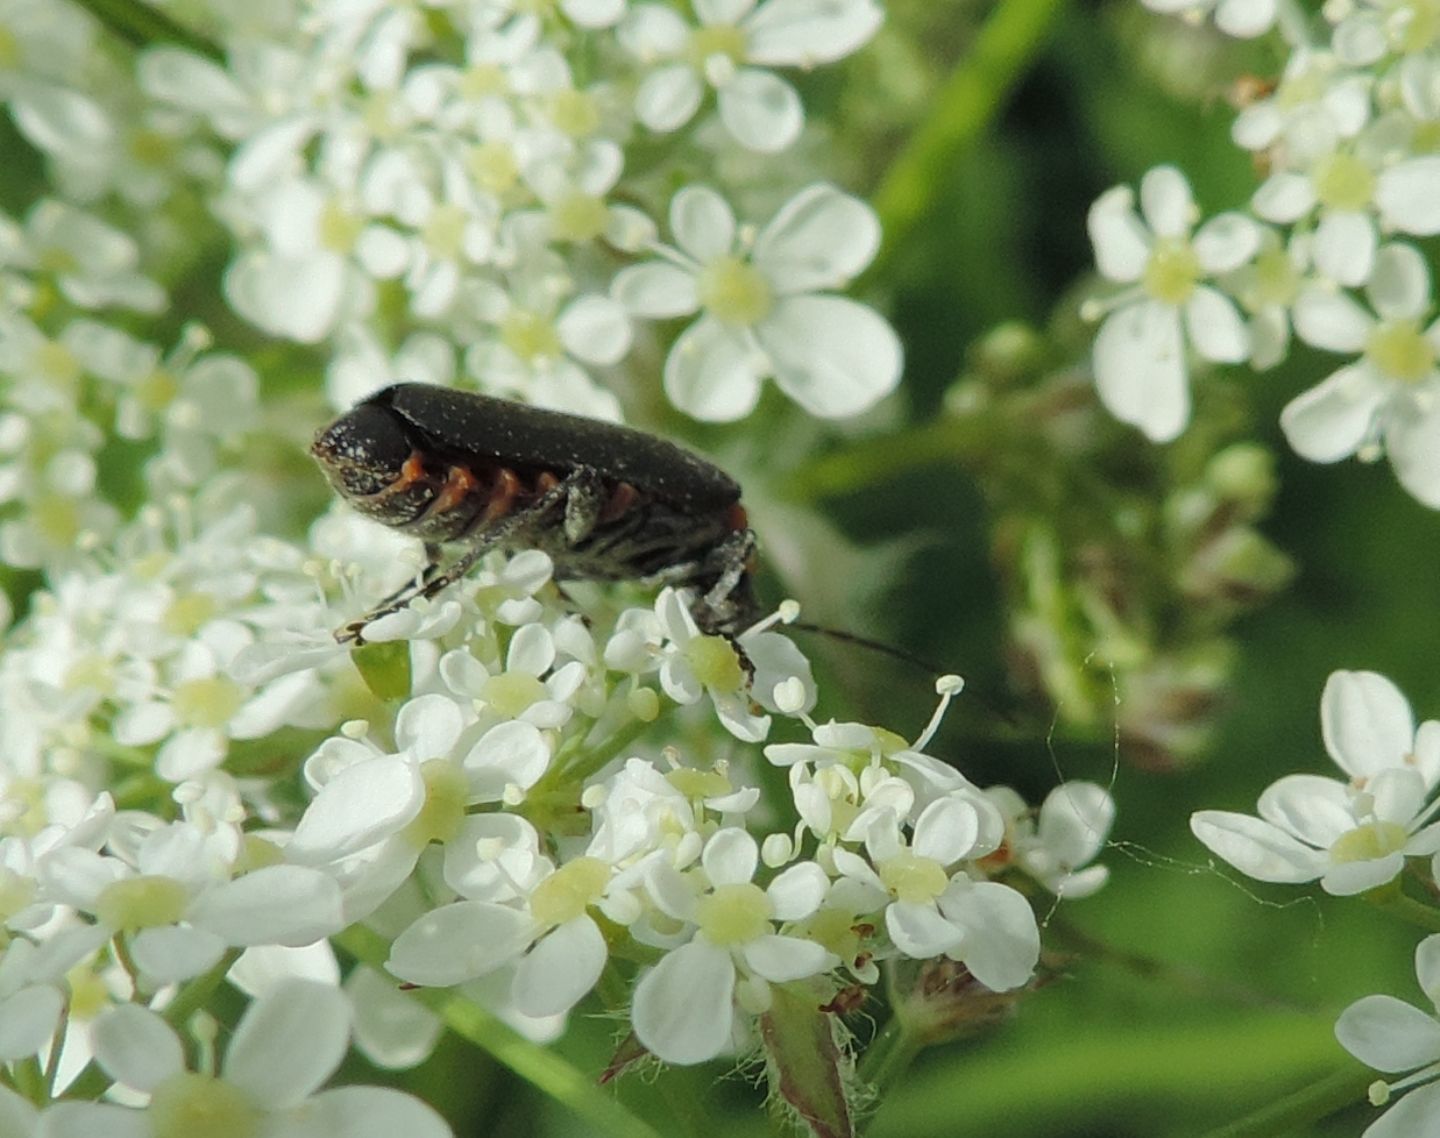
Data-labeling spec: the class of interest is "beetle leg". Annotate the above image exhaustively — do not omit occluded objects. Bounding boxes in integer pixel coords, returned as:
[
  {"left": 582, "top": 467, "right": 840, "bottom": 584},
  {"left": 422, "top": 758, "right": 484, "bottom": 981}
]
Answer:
[
  {"left": 561, "top": 467, "right": 606, "bottom": 545},
  {"left": 335, "top": 469, "right": 595, "bottom": 644},
  {"left": 691, "top": 528, "right": 758, "bottom": 637}
]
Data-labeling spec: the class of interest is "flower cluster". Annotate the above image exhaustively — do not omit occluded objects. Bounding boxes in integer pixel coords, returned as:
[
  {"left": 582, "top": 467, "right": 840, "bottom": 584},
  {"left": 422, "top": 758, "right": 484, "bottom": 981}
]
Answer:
[
  {"left": 1192, "top": 670, "right": 1440, "bottom": 1135},
  {"left": 1086, "top": 0, "right": 1440, "bottom": 507}
]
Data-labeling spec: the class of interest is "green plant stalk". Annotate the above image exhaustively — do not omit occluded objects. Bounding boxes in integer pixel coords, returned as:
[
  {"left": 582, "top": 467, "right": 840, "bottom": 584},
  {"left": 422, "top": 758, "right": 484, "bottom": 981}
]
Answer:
[
  {"left": 1366, "top": 881, "right": 1440, "bottom": 934},
  {"left": 337, "top": 925, "right": 665, "bottom": 1138},
  {"left": 1197, "top": 1064, "right": 1376, "bottom": 1138},
  {"left": 868, "top": 0, "right": 1068, "bottom": 276},
  {"left": 69, "top": 0, "right": 223, "bottom": 60}
]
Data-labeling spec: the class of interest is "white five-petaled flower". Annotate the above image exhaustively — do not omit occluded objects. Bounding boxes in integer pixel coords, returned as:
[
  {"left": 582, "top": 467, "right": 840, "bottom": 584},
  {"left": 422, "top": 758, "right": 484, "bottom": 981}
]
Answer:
[
  {"left": 619, "top": 0, "right": 883, "bottom": 152},
  {"left": 1281, "top": 243, "right": 1440, "bottom": 508},
  {"left": 37, "top": 982, "right": 452, "bottom": 1138},
  {"left": 630, "top": 827, "right": 836, "bottom": 1065},
  {"left": 1191, "top": 670, "right": 1440, "bottom": 895},
  {"left": 1335, "top": 934, "right": 1440, "bottom": 1138},
  {"left": 1087, "top": 165, "right": 1259, "bottom": 442},
  {"left": 612, "top": 183, "right": 902, "bottom": 421},
  {"left": 986, "top": 780, "right": 1117, "bottom": 899}
]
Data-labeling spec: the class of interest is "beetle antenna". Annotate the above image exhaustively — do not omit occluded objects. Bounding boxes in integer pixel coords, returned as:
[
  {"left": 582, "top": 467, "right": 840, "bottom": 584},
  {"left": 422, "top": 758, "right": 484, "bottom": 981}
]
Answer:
[
  {"left": 786, "top": 621, "right": 1021, "bottom": 730},
  {"left": 788, "top": 621, "right": 944, "bottom": 675}
]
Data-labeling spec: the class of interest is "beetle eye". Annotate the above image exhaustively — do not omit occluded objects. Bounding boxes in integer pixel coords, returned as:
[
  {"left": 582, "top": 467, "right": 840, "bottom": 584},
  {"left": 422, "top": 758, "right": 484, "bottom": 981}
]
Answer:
[{"left": 311, "top": 404, "right": 414, "bottom": 498}]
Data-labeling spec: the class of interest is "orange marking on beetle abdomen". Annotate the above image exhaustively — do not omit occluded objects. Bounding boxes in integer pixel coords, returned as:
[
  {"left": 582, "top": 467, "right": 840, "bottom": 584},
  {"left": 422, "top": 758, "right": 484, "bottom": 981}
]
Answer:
[
  {"left": 431, "top": 464, "right": 481, "bottom": 516},
  {"left": 535, "top": 471, "right": 560, "bottom": 494},
  {"left": 600, "top": 481, "right": 638, "bottom": 524},
  {"left": 725, "top": 503, "right": 749, "bottom": 531},
  {"left": 369, "top": 451, "right": 429, "bottom": 501},
  {"left": 484, "top": 468, "right": 523, "bottom": 521}
]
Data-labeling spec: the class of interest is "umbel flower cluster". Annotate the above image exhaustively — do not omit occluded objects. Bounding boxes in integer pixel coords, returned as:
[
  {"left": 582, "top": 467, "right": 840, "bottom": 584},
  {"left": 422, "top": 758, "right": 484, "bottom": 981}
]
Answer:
[
  {"left": 0, "top": 0, "right": 1115, "bottom": 1131},
  {"left": 1089, "top": 0, "right": 1440, "bottom": 506}
]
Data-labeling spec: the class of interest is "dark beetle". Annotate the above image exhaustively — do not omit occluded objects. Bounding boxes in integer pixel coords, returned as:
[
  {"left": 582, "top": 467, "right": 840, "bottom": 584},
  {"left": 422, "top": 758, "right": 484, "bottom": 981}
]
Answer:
[{"left": 311, "top": 383, "right": 758, "bottom": 643}]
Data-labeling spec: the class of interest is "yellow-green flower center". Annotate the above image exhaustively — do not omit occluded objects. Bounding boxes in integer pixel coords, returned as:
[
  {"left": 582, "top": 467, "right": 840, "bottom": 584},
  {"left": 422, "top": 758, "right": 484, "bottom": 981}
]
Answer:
[
  {"left": 468, "top": 142, "right": 520, "bottom": 195},
  {"left": 172, "top": 676, "right": 244, "bottom": 730},
  {"left": 1141, "top": 237, "right": 1201, "bottom": 305},
  {"left": 547, "top": 89, "right": 600, "bottom": 138},
  {"left": 422, "top": 203, "right": 468, "bottom": 259},
  {"left": 548, "top": 190, "right": 609, "bottom": 243},
  {"left": 799, "top": 906, "right": 861, "bottom": 961},
  {"left": 460, "top": 63, "right": 507, "bottom": 98},
  {"left": 696, "top": 881, "right": 771, "bottom": 946},
  {"left": 500, "top": 309, "right": 561, "bottom": 362},
  {"left": 1366, "top": 319, "right": 1436, "bottom": 383},
  {"left": 402, "top": 759, "right": 469, "bottom": 847},
  {"left": 1250, "top": 245, "right": 1301, "bottom": 308},
  {"left": 150, "top": 1072, "right": 262, "bottom": 1138},
  {"left": 1395, "top": 0, "right": 1440, "bottom": 53},
  {"left": 482, "top": 670, "right": 548, "bottom": 716},
  {"left": 697, "top": 256, "right": 772, "bottom": 326},
  {"left": 0, "top": 867, "right": 36, "bottom": 922},
  {"left": 684, "top": 634, "right": 745, "bottom": 692},
  {"left": 36, "top": 340, "right": 81, "bottom": 389},
  {"left": 687, "top": 24, "right": 748, "bottom": 71},
  {"left": 878, "top": 851, "right": 950, "bottom": 904},
  {"left": 1331, "top": 820, "right": 1410, "bottom": 863},
  {"left": 136, "top": 367, "right": 180, "bottom": 412},
  {"left": 530, "top": 856, "right": 610, "bottom": 926},
  {"left": 164, "top": 592, "right": 219, "bottom": 637},
  {"left": 96, "top": 875, "right": 189, "bottom": 932},
  {"left": 1313, "top": 152, "right": 1376, "bottom": 211},
  {"left": 667, "top": 767, "right": 733, "bottom": 799},
  {"left": 318, "top": 201, "right": 363, "bottom": 253},
  {"left": 33, "top": 493, "right": 81, "bottom": 549},
  {"left": 129, "top": 128, "right": 175, "bottom": 166}
]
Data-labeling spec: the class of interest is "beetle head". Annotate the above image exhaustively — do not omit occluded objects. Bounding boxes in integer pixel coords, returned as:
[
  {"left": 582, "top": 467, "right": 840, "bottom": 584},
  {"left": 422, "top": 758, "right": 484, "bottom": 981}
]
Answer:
[{"left": 311, "top": 402, "right": 435, "bottom": 527}]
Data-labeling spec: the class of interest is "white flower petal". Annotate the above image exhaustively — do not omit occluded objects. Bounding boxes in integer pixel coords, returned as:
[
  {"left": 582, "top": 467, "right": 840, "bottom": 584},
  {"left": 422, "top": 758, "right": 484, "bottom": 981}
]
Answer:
[
  {"left": 1337, "top": 994, "right": 1440, "bottom": 1071},
  {"left": 1313, "top": 211, "right": 1375, "bottom": 287},
  {"left": 757, "top": 295, "right": 901, "bottom": 418},
  {"left": 1257, "top": 774, "right": 1356, "bottom": 846},
  {"left": 190, "top": 865, "right": 345, "bottom": 947},
  {"left": 1193, "top": 212, "right": 1260, "bottom": 273},
  {"left": 1387, "top": 400, "right": 1440, "bottom": 510},
  {"left": 703, "top": 828, "right": 759, "bottom": 885},
  {"left": 632, "top": 941, "right": 736, "bottom": 1065},
  {"left": 512, "top": 917, "right": 607, "bottom": 1017},
  {"left": 1092, "top": 300, "right": 1189, "bottom": 442},
  {"left": 1321, "top": 670, "right": 1416, "bottom": 777},
  {"left": 766, "top": 860, "right": 828, "bottom": 920},
  {"left": 1367, "top": 243, "right": 1432, "bottom": 322},
  {"left": 387, "top": 902, "right": 535, "bottom": 986},
  {"left": 35, "top": 1103, "right": 144, "bottom": 1138},
  {"left": 1292, "top": 287, "right": 1374, "bottom": 352},
  {"left": 886, "top": 900, "right": 962, "bottom": 958},
  {"left": 557, "top": 295, "right": 632, "bottom": 365},
  {"left": 394, "top": 693, "right": 464, "bottom": 759},
  {"left": 0, "top": 986, "right": 62, "bottom": 1061},
  {"left": 671, "top": 186, "right": 736, "bottom": 263},
  {"left": 1088, "top": 186, "right": 1149, "bottom": 282},
  {"left": 281, "top": 1085, "right": 452, "bottom": 1138},
  {"left": 752, "top": 185, "right": 878, "bottom": 293},
  {"left": 717, "top": 69, "right": 803, "bottom": 153},
  {"left": 289, "top": 757, "right": 424, "bottom": 864},
  {"left": 663, "top": 316, "right": 764, "bottom": 421},
  {"left": 1279, "top": 364, "right": 1385, "bottom": 463},
  {"left": 130, "top": 926, "right": 226, "bottom": 984},
  {"left": 611, "top": 261, "right": 701, "bottom": 319},
  {"left": 1185, "top": 286, "right": 1250, "bottom": 363},
  {"left": 223, "top": 981, "right": 351, "bottom": 1107},
  {"left": 635, "top": 64, "right": 705, "bottom": 133},
  {"left": 1189, "top": 810, "right": 1326, "bottom": 882},
  {"left": 740, "top": 933, "right": 834, "bottom": 981},
  {"left": 1139, "top": 166, "right": 1194, "bottom": 239},
  {"left": 91, "top": 1005, "right": 183, "bottom": 1092},
  {"left": 1251, "top": 173, "right": 1315, "bottom": 224},
  {"left": 1376, "top": 158, "right": 1440, "bottom": 236},
  {"left": 939, "top": 879, "right": 1040, "bottom": 992},
  {"left": 744, "top": 0, "right": 883, "bottom": 65}
]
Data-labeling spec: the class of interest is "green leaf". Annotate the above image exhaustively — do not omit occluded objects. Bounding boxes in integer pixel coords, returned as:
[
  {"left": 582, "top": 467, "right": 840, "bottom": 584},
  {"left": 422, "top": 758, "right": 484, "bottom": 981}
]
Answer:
[{"left": 760, "top": 981, "right": 854, "bottom": 1138}]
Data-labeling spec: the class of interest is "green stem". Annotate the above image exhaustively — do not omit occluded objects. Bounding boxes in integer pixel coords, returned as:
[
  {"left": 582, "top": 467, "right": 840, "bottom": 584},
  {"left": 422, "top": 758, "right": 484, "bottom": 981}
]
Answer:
[
  {"left": 557, "top": 714, "right": 654, "bottom": 785},
  {"left": 856, "top": 1016, "right": 922, "bottom": 1098},
  {"left": 10, "top": 1058, "right": 45, "bottom": 1107},
  {"left": 1197, "top": 1064, "right": 1375, "bottom": 1138},
  {"left": 59, "top": 948, "right": 242, "bottom": 1102},
  {"left": 787, "top": 418, "right": 994, "bottom": 503},
  {"left": 336, "top": 926, "right": 665, "bottom": 1138},
  {"left": 868, "top": 0, "right": 1068, "bottom": 276},
  {"left": 69, "top": 0, "right": 223, "bottom": 60},
  {"left": 1365, "top": 884, "right": 1440, "bottom": 934}
]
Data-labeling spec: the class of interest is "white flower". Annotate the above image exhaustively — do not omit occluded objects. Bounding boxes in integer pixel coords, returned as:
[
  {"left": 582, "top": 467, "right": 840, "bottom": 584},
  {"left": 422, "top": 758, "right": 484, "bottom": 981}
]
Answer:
[
  {"left": 989, "top": 780, "right": 1116, "bottom": 899},
  {"left": 620, "top": 0, "right": 882, "bottom": 152},
  {"left": 37, "top": 982, "right": 452, "bottom": 1138},
  {"left": 832, "top": 792, "right": 1039, "bottom": 992},
  {"left": 1087, "top": 165, "right": 1259, "bottom": 442},
  {"left": 1191, "top": 670, "right": 1440, "bottom": 895},
  {"left": 1281, "top": 243, "right": 1440, "bottom": 508},
  {"left": 613, "top": 183, "right": 901, "bottom": 420},
  {"left": 630, "top": 827, "right": 836, "bottom": 1065},
  {"left": 1140, "top": 0, "right": 1277, "bottom": 37},
  {"left": 1335, "top": 934, "right": 1440, "bottom": 1138}
]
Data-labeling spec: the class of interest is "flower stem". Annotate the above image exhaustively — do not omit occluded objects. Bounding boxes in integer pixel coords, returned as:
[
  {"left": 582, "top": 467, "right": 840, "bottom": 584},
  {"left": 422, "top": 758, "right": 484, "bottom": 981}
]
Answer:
[
  {"left": 68, "top": 0, "right": 223, "bottom": 60},
  {"left": 856, "top": 1016, "right": 923, "bottom": 1101},
  {"left": 1364, "top": 882, "right": 1440, "bottom": 934},
  {"left": 1196, "top": 1064, "right": 1375, "bottom": 1138},
  {"left": 868, "top": 0, "right": 1068, "bottom": 278},
  {"left": 556, "top": 715, "right": 654, "bottom": 785}
]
